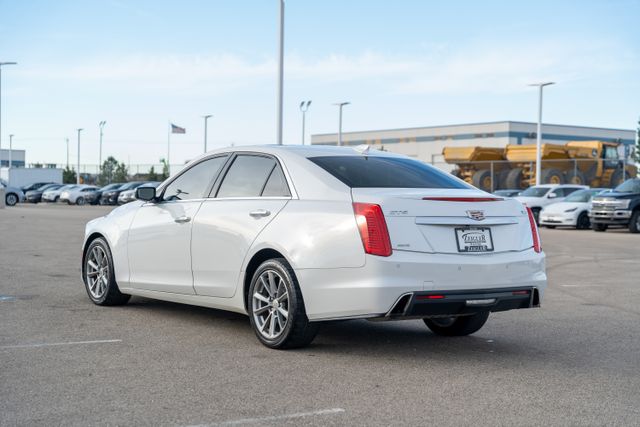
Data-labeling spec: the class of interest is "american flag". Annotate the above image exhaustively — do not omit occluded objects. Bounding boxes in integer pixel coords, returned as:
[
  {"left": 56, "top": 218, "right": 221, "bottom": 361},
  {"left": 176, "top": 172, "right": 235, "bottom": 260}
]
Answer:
[{"left": 171, "top": 124, "right": 186, "bottom": 134}]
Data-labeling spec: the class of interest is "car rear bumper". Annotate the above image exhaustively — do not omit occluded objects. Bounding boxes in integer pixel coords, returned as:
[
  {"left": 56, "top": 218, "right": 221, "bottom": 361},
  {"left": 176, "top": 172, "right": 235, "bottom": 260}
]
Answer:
[
  {"left": 383, "top": 287, "right": 538, "bottom": 320},
  {"left": 297, "top": 249, "right": 546, "bottom": 321}
]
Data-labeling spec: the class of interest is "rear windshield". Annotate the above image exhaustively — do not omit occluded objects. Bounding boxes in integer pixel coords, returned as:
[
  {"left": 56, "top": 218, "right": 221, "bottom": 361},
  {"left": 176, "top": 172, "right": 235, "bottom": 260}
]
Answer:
[
  {"left": 309, "top": 156, "right": 468, "bottom": 189},
  {"left": 519, "top": 187, "right": 551, "bottom": 197}
]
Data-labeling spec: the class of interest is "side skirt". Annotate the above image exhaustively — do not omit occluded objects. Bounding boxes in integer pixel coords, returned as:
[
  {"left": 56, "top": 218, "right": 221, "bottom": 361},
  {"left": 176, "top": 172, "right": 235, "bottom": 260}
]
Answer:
[{"left": 119, "top": 287, "right": 248, "bottom": 316}]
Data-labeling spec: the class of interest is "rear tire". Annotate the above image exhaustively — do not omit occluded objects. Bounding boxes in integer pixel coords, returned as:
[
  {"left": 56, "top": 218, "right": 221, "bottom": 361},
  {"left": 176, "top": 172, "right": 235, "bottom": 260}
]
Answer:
[
  {"left": 505, "top": 168, "right": 524, "bottom": 189},
  {"left": 540, "top": 169, "right": 565, "bottom": 185},
  {"left": 83, "top": 238, "right": 130, "bottom": 306},
  {"left": 593, "top": 223, "right": 608, "bottom": 232},
  {"left": 545, "top": 225, "right": 556, "bottom": 229},
  {"left": 565, "top": 169, "right": 587, "bottom": 185},
  {"left": 629, "top": 210, "right": 640, "bottom": 233},
  {"left": 424, "top": 311, "right": 490, "bottom": 336},
  {"left": 471, "top": 169, "right": 493, "bottom": 192},
  {"left": 248, "top": 258, "right": 318, "bottom": 349}
]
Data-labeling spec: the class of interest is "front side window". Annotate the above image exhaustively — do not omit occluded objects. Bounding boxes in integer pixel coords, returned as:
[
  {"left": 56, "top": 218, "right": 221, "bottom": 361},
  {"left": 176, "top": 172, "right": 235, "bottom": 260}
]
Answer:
[
  {"left": 163, "top": 156, "right": 227, "bottom": 201},
  {"left": 309, "top": 156, "right": 468, "bottom": 189},
  {"left": 216, "top": 155, "right": 278, "bottom": 198},
  {"left": 564, "top": 189, "right": 591, "bottom": 203}
]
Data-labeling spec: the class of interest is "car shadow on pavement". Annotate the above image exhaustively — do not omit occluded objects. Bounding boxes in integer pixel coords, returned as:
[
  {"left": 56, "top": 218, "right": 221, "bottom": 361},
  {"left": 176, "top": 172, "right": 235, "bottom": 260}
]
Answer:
[{"left": 122, "top": 297, "right": 537, "bottom": 362}]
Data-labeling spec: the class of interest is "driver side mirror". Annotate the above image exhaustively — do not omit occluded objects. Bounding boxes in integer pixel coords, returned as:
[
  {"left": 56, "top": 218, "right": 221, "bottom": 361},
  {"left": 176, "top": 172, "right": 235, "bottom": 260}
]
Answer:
[
  {"left": 136, "top": 187, "right": 156, "bottom": 202},
  {"left": 548, "top": 192, "right": 558, "bottom": 199}
]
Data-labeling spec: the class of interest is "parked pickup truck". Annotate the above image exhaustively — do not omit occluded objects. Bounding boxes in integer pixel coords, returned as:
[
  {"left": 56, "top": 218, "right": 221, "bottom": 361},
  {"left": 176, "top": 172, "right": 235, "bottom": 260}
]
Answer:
[{"left": 590, "top": 178, "right": 640, "bottom": 233}]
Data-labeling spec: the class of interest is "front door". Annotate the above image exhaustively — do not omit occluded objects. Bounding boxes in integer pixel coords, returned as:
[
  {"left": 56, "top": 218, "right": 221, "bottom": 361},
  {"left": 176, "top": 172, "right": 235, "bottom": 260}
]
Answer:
[{"left": 127, "top": 155, "right": 229, "bottom": 293}]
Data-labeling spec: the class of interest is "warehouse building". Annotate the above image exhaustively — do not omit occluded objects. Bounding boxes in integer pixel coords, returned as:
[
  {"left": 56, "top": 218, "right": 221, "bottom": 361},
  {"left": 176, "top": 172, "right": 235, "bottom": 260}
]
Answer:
[
  {"left": 311, "top": 121, "right": 635, "bottom": 168},
  {"left": 0, "top": 148, "right": 26, "bottom": 168}
]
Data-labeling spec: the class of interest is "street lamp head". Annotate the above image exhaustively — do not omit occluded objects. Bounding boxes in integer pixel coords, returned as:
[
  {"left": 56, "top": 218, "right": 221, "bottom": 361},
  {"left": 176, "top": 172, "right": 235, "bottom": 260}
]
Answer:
[
  {"left": 528, "top": 82, "right": 555, "bottom": 87},
  {"left": 203, "top": 114, "right": 213, "bottom": 119},
  {"left": 299, "top": 100, "right": 312, "bottom": 112},
  {"left": 307, "top": 100, "right": 312, "bottom": 107},
  {"left": 77, "top": 128, "right": 83, "bottom": 133},
  {"left": 333, "top": 101, "right": 350, "bottom": 107},
  {"left": 99, "top": 121, "right": 106, "bottom": 127}
]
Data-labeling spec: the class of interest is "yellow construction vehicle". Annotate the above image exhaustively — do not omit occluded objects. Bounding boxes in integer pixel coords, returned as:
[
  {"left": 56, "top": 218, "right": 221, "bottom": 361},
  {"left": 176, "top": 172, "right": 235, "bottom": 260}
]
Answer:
[
  {"left": 444, "top": 140, "right": 636, "bottom": 190},
  {"left": 503, "top": 140, "right": 636, "bottom": 188},
  {"left": 442, "top": 146, "right": 506, "bottom": 191}
]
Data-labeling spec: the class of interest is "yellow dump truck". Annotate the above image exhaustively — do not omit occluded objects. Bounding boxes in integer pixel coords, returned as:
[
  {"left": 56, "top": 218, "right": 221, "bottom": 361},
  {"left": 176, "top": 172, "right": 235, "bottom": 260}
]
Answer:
[
  {"left": 441, "top": 146, "right": 506, "bottom": 191},
  {"left": 443, "top": 140, "right": 636, "bottom": 190}
]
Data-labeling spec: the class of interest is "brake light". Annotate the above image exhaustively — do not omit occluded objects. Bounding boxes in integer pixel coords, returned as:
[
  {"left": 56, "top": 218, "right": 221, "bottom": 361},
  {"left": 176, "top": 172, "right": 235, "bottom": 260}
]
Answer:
[
  {"left": 422, "top": 197, "right": 502, "bottom": 202},
  {"left": 526, "top": 207, "right": 541, "bottom": 253},
  {"left": 353, "top": 203, "right": 392, "bottom": 257}
]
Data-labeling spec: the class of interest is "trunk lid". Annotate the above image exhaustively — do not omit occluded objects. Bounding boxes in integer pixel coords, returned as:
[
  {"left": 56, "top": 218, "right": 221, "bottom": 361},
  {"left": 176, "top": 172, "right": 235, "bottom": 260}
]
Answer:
[{"left": 351, "top": 188, "right": 533, "bottom": 254}]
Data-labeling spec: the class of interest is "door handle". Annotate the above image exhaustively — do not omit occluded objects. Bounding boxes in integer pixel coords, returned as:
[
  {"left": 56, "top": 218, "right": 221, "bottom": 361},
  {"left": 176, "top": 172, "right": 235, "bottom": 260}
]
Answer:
[
  {"left": 249, "top": 209, "right": 271, "bottom": 218},
  {"left": 174, "top": 216, "right": 191, "bottom": 223}
]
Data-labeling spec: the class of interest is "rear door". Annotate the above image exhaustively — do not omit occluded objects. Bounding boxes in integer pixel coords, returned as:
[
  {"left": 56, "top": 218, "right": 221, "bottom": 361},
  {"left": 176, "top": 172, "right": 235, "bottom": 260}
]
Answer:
[{"left": 191, "top": 154, "right": 291, "bottom": 298}]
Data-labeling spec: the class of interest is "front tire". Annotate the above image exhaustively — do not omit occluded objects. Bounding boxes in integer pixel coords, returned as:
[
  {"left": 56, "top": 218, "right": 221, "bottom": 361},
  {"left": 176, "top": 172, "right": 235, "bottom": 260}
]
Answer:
[
  {"left": 424, "top": 311, "right": 489, "bottom": 336},
  {"left": 248, "top": 258, "right": 318, "bottom": 349},
  {"left": 629, "top": 210, "right": 640, "bottom": 233},
  {"left": 576, "top": 212, "right": 590, "bottom": 230},
  {"left": 76, "top": 197, "right": 85, "bottom": 206},
  {"left": 83, "top": 238, "right": 130, "bottom": 306},
  {"left": 5, "top": 193, "right": 18, "bottom": 206}
]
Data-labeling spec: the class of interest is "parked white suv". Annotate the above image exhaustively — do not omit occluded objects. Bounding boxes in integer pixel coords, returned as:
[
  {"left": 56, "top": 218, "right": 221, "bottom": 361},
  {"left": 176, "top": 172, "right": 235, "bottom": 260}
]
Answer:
[{"left": 515, "top": 184, "right": 587, "bottom": 223}]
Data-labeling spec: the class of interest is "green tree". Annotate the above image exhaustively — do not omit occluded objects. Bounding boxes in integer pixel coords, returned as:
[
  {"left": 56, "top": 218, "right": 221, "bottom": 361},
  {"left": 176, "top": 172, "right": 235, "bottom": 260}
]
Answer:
[
  {"left": 147, "top": 166, "right": 158, "bottom": 181},
  {"left": 160, "top": 158, "right": 170, "bottom": 180},
  {"left": 63, "top": 166, "right": 76, "bottom": 184},
  {"left": 113, "top": 162, "right": 129, "bottom": 183},
  {"left": 98, "top": 156, "right": 129, "bottom": 184}
]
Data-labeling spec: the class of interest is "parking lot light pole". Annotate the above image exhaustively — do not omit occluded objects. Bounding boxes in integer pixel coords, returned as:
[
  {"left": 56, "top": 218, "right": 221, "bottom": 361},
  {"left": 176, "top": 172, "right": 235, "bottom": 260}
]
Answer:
[
  {"left": 66, "top": 138, "right": 69, "bottom": 169},
  {"left": 333, "top": 102, "right": 350, "bottom": 146},
  {"left": 299, "top": 101, "right": 311, "bottom": 145},
  {"left": 8, "top": 134, "right": 13, "bottom": 169},
  {"left": 529, "top": 82, "right": 555, "bottom": 186},
  {"left": 276, "top": 0, "right": 285, "bottom": 145},
  {"left": 76, "top": 128, "right": 83, "bottom": 184},
  {"left": 98, "top": 121, "right": 106, "bottom": 170},
  {"left": 203, "top": 115, "right": 212, "bottom": 153},
  {"left": 0, "top": 62, "right": 18, "bottom": 168}
]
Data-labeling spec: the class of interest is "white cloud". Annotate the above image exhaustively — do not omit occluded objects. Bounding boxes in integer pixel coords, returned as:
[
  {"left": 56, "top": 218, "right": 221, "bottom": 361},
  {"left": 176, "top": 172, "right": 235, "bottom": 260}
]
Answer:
[{"left": 20, "top": 38, "right": 636, "bottom": 96}]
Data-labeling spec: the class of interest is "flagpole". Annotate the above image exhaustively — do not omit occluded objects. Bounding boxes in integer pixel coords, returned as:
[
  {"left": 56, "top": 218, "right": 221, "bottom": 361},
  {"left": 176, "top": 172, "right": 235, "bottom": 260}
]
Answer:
[{"left": 167, "top": 121, "right": 171, "bottom": 175}]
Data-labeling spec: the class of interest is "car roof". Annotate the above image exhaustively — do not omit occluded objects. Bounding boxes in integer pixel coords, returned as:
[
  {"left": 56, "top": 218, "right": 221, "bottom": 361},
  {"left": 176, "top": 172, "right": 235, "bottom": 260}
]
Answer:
[{"left": 199, "top": 144, "right": 405, "bottom": 160}]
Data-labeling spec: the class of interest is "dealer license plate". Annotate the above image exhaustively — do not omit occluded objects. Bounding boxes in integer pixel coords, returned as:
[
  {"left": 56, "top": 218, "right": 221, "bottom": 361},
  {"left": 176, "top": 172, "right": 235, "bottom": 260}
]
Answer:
[{"left": 455, "top": 227, "right": 494, "bottom": 253}]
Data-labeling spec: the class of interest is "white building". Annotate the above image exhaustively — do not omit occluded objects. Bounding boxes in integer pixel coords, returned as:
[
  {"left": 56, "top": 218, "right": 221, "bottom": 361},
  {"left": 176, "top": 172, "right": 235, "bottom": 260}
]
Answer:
[
  {"left": 0, "top": 148, "right": 26, "bottom": 168},
  {"left": 311, "top": 121, "right": 636, "bottom": 167}
]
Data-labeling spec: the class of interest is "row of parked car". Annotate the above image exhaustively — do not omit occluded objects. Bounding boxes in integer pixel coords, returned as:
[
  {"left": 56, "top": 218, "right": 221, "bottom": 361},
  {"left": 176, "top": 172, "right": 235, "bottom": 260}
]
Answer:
[
  {"left": 17, "top": 181, "right": 160, "bottom": 206},
  {"left": 492, "top": 178, "right": 640, "bottom": 233}
]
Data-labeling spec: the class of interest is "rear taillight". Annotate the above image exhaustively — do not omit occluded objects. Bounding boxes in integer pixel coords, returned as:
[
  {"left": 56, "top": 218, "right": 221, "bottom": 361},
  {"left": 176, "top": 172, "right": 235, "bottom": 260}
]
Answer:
[
  {"left": 353, "top": 203, "right": 392, "bottom": 257},
  {"left": 526, "top": 207, "right": 541, "bottom": 253}
]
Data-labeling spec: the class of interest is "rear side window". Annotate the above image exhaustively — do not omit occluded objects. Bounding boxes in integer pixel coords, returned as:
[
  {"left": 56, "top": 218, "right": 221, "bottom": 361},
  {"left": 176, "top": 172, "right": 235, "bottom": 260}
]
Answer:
[
  {"left": 261, "top": 165, "right": 291, "bottom": 197},
  {"left": 309, "top": 156, "right": 468, "bottom": 189},
  {"left": 216, "top": 155, "right": 277, "bottom": 198}
]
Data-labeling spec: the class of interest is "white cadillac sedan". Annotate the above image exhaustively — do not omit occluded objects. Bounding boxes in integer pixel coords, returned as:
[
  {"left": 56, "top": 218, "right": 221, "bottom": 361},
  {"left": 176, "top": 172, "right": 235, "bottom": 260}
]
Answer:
[{"left": 81, "top": 145, "right": 546, "bottom": 349}]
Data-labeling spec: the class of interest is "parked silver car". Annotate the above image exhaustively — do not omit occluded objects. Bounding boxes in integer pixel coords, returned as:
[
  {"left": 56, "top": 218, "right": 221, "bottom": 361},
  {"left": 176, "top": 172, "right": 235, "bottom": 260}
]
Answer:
[{"left": 0, "top": 179, "right": 25, "bottom": 206}]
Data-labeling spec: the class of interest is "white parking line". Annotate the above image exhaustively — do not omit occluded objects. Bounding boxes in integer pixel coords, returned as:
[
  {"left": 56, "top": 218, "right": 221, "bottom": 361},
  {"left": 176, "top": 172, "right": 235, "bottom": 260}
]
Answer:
[
  {"left": 188, "top": 408, "right": 346, "bottom": 426},
  {"left": 0, "top": 339, "right": 122, "bottom": 349}
]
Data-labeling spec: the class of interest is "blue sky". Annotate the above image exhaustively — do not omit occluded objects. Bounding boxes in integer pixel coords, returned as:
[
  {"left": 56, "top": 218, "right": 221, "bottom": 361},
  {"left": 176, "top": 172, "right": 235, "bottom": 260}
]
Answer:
[{"left": 1, "top": 0, "right": 639, "bottom": 165}]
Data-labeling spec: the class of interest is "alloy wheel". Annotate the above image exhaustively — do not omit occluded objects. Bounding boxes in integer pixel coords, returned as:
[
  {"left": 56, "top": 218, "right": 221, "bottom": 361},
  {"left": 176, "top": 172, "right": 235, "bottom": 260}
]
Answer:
[
  {"left": 86, "top": 246, "right": 109, "bottom": 299},
  {"left": 6, "top": 194, "right": 18, "bottom": 206},
  {"left": 251, "top": 269, "right": 290, "bottom": 340}
]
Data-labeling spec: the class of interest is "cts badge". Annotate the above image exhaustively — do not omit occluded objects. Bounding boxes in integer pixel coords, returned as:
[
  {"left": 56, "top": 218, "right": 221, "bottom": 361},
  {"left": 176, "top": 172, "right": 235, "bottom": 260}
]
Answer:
[{"left": 466, "top": 210, "right": 485, "bottom": 221}]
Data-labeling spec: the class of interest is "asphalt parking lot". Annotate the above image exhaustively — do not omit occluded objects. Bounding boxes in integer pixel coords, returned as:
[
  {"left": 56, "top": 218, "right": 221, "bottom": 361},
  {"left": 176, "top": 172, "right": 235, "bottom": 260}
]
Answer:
[{"left": 1, "top": 204, "right": 639, "bottom": 426}]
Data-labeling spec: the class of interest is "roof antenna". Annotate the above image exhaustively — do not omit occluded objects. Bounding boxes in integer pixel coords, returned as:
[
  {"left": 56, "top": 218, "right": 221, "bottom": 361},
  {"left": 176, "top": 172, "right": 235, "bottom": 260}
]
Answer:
[{"left": 353, "top": 144, "right": 371, "bottom": 155}]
